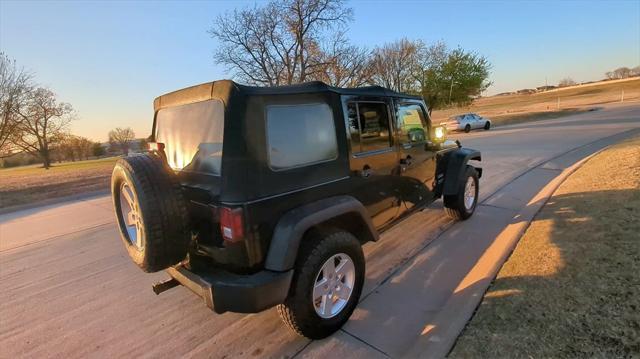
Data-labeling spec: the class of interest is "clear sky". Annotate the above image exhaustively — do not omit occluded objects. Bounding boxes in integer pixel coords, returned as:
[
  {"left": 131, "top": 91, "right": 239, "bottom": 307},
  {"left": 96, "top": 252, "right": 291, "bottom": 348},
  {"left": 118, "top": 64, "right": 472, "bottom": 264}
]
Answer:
[{"left": 1, "top": 0, "right": 639, "bottom": 141}]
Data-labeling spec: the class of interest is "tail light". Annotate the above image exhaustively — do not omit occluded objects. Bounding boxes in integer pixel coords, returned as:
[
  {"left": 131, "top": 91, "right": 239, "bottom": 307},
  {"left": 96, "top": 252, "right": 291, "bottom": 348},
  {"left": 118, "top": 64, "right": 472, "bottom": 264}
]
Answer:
[{"left": 220, "top": 207, "right": 244, "bottom": 243}]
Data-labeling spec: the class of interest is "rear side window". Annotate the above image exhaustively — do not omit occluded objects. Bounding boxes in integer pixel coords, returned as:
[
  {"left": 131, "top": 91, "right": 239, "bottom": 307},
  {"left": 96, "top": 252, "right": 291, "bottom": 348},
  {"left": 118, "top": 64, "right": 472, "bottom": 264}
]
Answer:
[
  {"left": 155, "top": 99, "right": 224, "bottom": 174},
  {"left": 346, "top": 102, "right": 392, "bottom": 154},
  {"left": 266, "top": 103, "right": 338, "bottom": 170}
]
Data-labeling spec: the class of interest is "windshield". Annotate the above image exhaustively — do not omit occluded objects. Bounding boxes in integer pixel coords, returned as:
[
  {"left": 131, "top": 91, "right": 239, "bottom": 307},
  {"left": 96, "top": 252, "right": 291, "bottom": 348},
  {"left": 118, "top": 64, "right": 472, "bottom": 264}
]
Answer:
[{"left": 155, "top": 99, "right": 224, "bottom": 175}]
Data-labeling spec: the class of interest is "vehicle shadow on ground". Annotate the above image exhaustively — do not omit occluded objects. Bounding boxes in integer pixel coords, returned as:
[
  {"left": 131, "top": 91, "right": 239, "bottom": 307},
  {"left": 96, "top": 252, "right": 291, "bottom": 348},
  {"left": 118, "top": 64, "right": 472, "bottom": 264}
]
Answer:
[
  {"left": 326, "top": 187, "right": 638, "bottom": 358},
  {"left": 448, "top": 188, "right": 639, "bottom": 358}
]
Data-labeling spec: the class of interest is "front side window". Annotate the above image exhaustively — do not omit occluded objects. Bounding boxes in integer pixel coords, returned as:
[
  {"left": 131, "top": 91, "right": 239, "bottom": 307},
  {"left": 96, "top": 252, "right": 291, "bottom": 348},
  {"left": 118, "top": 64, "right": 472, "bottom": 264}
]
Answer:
[
  {"left": 346, "top": 102, "right": 392, "bottom": 154},
  {"left": 397, "top": 104, "right": 428, "bottom": 145},
  {"left": 266, "top": 103, "right": 338, "bottom": 170}
]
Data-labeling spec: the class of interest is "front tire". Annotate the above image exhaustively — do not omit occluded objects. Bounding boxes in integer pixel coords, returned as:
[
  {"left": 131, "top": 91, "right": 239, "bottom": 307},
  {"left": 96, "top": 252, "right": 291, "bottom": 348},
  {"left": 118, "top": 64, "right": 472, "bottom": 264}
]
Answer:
[
  {"left": 484, "top": 121, "right": 491, "bottom": 130},
  {"left": 444, "top": 166, "right": 479, "bottom": 220},
  {"left": 277, "top": 229, "right": 365, "bottom": 339}
]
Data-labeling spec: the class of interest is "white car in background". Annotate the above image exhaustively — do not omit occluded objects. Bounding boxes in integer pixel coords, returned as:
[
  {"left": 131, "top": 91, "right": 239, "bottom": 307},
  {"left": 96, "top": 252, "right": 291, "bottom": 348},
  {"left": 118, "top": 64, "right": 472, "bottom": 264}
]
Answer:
[{"left": 441, "top": 113, "right": 491, "bottom": 133}]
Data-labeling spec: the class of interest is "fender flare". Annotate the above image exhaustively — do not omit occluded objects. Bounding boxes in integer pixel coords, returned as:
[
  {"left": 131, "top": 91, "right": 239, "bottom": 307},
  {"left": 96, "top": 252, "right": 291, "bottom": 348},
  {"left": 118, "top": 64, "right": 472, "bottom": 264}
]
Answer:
[
  {"left": 264, "top": 195, "right": 378, "bottom": 272},
  {"left": 435, "top": 148, "right": 482, "bottom": 197}
]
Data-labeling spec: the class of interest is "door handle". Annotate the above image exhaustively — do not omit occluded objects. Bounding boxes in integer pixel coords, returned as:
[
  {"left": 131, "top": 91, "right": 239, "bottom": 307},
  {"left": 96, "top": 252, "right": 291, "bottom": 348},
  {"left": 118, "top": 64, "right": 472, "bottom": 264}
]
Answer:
[
  {"left": 360, "top": 165, "right": 373, "bottom": 178},
  {"left": 400, "top": 155, "right": 413, "bottom": 166}
]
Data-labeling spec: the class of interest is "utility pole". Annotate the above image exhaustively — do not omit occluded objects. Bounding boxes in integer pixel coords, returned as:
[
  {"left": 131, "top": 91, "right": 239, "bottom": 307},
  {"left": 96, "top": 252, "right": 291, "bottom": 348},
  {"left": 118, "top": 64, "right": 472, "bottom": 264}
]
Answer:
[
  {"left": 449, "top": 77, "right": 454, "bottom": 105},
  {"left": 448, "top": 58, "right": 458, "bottom": 105}
]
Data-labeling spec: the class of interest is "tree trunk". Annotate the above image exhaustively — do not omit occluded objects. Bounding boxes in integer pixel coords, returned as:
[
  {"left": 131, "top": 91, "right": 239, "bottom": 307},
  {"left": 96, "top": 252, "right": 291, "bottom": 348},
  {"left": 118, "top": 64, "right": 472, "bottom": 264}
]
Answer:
[{"left": 42, "top": 152, "right": 51, "bottom": 169}]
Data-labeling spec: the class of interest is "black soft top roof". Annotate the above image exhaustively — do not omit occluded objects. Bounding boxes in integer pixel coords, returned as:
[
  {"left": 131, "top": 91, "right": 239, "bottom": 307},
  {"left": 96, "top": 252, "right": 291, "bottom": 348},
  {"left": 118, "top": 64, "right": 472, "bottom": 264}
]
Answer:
[{"left": 154, "top": 79, "right": 421, "bottom": 111}]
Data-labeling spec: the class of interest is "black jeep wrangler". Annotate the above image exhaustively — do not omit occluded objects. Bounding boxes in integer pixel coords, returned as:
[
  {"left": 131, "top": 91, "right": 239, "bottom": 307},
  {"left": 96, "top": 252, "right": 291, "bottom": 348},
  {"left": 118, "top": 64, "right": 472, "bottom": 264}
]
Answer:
[{"left": 111, "top": 80, "right": 481, "bottom": 339}]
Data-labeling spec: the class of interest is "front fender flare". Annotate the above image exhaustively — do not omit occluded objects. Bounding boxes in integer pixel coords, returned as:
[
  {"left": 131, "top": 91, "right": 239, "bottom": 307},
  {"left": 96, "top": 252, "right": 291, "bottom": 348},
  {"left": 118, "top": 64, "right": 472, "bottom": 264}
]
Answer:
[
  {"left": 264, "top": 195, "right": 377, "bottom": 272},
  {"left": 435, "top": 148, "right": 482, "bottom": 197}
]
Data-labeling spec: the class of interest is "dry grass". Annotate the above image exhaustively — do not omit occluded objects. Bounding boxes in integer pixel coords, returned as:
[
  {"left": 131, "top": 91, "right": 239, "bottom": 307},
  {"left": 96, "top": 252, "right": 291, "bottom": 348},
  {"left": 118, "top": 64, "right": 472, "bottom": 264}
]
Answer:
[
  {"left": 450, "top": 136, "right": 640, "bottom": 358},
  {"left": 432, "top": 77, "right": 640, "bottom": 125},
  {"left": 0, "top": 157, "right": 118, "bottom": 209}
]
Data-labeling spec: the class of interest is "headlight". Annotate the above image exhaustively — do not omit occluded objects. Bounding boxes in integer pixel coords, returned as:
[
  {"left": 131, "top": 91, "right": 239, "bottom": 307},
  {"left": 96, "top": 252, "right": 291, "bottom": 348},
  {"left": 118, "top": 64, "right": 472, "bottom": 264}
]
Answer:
[{"left": 434, "top": 126, "right": 446, "bottom": 142}]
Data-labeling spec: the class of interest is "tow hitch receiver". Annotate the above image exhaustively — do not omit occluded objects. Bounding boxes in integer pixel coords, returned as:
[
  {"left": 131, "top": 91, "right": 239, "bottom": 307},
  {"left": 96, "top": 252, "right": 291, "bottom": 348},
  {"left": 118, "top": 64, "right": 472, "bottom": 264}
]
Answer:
[{"left": 152, "top": 277, "right": 179, "bottom": 295}]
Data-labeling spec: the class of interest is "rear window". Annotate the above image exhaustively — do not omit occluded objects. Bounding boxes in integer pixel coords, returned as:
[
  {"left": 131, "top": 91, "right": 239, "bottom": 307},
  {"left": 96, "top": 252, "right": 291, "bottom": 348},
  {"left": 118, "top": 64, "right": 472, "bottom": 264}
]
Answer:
[
  {"left": 266, "top": 103, "right": 338, "bottom": 170},
  {"left": 155, "top": 99, "right": 224, "bottom": 174}
]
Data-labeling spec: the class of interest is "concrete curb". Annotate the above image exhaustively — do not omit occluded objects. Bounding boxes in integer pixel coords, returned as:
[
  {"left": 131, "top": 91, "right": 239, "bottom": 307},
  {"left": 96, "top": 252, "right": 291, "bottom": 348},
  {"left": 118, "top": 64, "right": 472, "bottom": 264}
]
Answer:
[
  {"left": 0, "top": 190, "right": 109, "bottom": 216},
  {"left": 404, "top": 150, "right": 606, "bottom": 358}
]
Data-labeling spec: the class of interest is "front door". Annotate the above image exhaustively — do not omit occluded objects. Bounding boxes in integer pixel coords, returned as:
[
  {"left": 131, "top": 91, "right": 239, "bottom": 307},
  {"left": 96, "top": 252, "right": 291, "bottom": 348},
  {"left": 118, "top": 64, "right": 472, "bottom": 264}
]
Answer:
[
  {"left": 395, "top": 101, "right": 437, "bottom": 210},
  {"left": 344, "top": 98, "right": 402, "bottom": 229}
]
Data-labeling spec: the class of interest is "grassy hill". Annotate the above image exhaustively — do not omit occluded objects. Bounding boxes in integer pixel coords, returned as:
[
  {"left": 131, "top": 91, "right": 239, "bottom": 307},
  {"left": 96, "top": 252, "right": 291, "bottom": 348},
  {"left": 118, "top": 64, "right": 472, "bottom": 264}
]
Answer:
[{"left": 431, "top": 77, "right": 640, "bottom": 125}]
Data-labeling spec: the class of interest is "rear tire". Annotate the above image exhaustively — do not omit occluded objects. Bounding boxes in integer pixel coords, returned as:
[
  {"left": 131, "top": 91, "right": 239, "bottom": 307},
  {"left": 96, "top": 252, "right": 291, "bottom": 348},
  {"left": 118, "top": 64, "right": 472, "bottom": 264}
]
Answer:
[
  {"left": 277, "top": 229, "right": 365, "bottom": 339},
  {"left": 444, "top": 166, "right": 479, "bottom": 220},
  {"left": 111, "top": 153, "right": 190, "bottom": 272},
  {"left": 464, "top": 124, "right": 471, "bottom": 133},
  {"left": 484, "top": 121, "right": 491, "bottom": 130}
]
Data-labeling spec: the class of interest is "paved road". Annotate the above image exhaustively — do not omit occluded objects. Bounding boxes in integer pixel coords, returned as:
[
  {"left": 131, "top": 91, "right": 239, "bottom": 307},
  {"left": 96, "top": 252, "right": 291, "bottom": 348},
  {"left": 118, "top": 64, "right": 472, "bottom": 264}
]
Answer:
[{"left": 1, "top": 103, "right": 639, "bottom": 358}]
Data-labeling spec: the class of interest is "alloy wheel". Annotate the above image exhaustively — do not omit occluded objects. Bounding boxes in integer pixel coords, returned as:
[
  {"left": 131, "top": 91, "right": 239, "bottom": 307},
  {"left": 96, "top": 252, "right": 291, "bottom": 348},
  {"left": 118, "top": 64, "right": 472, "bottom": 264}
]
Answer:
[
  {"left": 312, "top": 253, "right": 356, "bottom": 318},
  {"left": 119, "top": 182, "right": 144, "bottom": 250},
  {"left": 464, "top": 176, "right": 476, "bottom": 211}
]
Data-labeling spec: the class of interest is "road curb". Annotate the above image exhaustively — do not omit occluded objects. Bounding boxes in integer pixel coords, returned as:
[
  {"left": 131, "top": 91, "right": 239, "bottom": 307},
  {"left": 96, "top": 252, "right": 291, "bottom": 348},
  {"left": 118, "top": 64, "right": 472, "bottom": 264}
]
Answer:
[{"left": 404, "top": 148, "right": 607, "bottom": 358}]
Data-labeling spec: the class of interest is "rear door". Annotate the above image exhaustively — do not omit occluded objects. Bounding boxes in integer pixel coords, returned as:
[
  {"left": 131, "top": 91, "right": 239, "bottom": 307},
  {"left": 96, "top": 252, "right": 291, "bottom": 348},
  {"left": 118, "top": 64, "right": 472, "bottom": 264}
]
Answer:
[
  {"left": 343, "top": 97, "right": 402, "bottom": 229},
  {"left": 394, "top": 100, "right": 437, "bottom": 210},
  {"left": 469, "top": 114, "right": 479, "bottom": 129}
]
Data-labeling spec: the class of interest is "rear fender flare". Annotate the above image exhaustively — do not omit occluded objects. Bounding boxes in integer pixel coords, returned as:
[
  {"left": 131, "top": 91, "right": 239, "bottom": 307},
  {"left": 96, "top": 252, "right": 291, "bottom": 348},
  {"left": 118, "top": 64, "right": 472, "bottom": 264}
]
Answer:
[{"left": 264, "top": 195, "right": 377, "bottom": 272}]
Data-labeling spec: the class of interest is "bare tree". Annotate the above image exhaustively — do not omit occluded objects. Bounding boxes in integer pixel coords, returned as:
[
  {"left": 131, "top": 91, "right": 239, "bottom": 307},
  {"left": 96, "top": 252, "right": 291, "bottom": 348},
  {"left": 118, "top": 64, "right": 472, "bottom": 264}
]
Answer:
[
  {"left": 606, "top": 67, "right": 633, "bottom": 79},
  {"left": 108, "top": 127, "right": 135, "bottom": 156},
  {"left": 370, "top": 38, "right": 419, "bottom": 92},
  {"left": 558, "top": 77, "right": 577, "bottom": 87},
  {"left": 56, "top": 135, "right": 94, "bottom": 162},
  {"left": 57, "top": 133, "right": 77, "bottom": 162},
  {"left": 11, "top": 88, "right": 74, "bottom": 169},
  {"left": 0, "top": 53, "right": 32, "bottom": 157},
  {"left": 316, "top": 32, "right": 373, "bottom": 87},
  {"left": 369, "top": 39, "right": 491, "bottom": 109},
  {"left": 209, "top": 0, "right": 352, "bottom": 86},
  {"left": 613, "top": 67, "right": 632, "bottom": 79},
  {"left": 410, "top": 41, "right": 448, "bottom": 110}
]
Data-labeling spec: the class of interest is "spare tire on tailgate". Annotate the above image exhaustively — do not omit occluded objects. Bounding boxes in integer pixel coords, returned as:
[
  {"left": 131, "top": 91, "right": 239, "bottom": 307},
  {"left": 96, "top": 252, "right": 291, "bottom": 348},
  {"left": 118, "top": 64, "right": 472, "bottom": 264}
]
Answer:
[{"left": 111, "top": 153, "right": 190, "bottom": 272}]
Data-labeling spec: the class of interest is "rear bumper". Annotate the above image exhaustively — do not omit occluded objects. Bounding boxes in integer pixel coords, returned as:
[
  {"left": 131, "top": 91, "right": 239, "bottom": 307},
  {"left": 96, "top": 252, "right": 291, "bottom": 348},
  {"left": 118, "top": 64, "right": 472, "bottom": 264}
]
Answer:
[{"left": 165, "top": 265, "right": 293, "bottom": 314}]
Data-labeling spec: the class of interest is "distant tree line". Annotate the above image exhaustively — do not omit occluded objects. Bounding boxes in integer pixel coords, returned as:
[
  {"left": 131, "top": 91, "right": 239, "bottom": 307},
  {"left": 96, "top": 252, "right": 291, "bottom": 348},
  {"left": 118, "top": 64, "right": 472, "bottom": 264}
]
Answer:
[
  {"left": 558, "top": 77, "right": 577, "bottom": 88},
  {"left": 605, "top": 66, "right": 640, "bottom": 80},
  {"left": 108, "top": 127, "right": 138, "bottom": 155},
  {"left": 209, "top": 0, "right": 492, "bottom": 110}
]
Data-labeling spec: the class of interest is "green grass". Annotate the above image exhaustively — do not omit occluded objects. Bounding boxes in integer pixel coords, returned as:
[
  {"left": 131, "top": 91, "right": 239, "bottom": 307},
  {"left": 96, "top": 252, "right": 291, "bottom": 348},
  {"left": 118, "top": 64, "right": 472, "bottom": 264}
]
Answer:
[
  {"left": 450, "top": 137, "right": 640, "bottom": 358},
  {"left": 0, "top": 157, "right": 118, "bottom": 174}
]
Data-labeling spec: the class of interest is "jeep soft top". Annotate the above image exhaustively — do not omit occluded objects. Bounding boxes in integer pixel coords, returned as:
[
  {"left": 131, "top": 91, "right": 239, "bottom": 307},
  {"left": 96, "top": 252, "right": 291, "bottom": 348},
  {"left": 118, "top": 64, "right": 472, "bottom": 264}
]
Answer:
[{"left": 111, "top": 79, "right": 482, "bottom": 338}]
